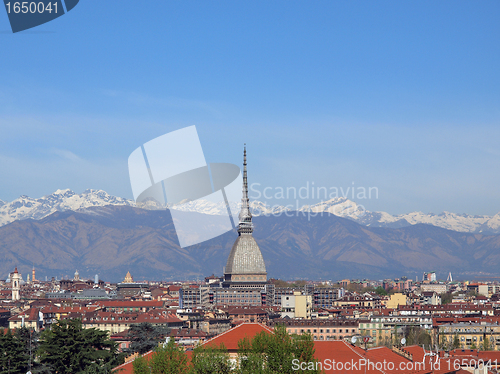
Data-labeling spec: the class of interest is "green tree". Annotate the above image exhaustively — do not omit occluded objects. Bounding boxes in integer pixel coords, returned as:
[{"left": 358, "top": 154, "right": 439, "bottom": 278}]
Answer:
[
  {"left": 392, "top": 325, "right": 399, "bottom": 347},
  {"left": 403, "top": 327, "right": 432, "bottom": 349},
  {"left": 403, "top": 326, "right": 416, "bottom": 346},
  {"left": 191, "top": 343, "right": 231, "bottom": 374},
  {"left": 438, "top": 333, "right": 447, "bottom": 350},
  {"left": 38, "top": 318, "right": 122, "bottom": 374},
  {"left": 132, "top": 355, "right": 150, "bottom": 374},
  {"left": 237, "top": 325, "right": 320, "bottom": 374},
  {"left": 238, "top": 336, "right": 266, "bottom": 374},
  {"left": 375, "top": 287, "right": 388, "bottom": 296},
  {"left": 291, "top": 332, "right": 317, "bottom": 371},
  {"left": 150, "top": 338, "right": 190, "bottom": 374},
  {"left": 452, "top": 334, "right": 460, "bottom": 350},
  {"left": 440, "top": 292, "right": 453, "bottom": 305},
  {"left": 0, "top": 328, "right": 29, "bottom": 374},
  {"left": 483, "top": 337, "right": 494, "bottom": 351},
  {"left": 132, "top": 338, "right": 190, "bottom": 374},
  {"left": 128, "top": 323, "right": 170, "bottom": 355},
  {"left": 83, "top": 361, "right": 118, "bottom": 374},
  {"left": 15, "top": 327, "right": 40, "bottom": 373},
  {"left": 416, "top": 330, "right": 432, "bottom": 349}
]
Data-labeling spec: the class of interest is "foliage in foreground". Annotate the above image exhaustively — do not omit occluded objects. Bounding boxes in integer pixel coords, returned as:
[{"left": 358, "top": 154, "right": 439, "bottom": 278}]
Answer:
[
  {"left": 0, "top": 328, "right": 31, "bottom": 374},
  {"left": 127, "top": 322, "right": 170, "bottom": 355},
  {"left": 132, "top": 338, "right": 191, "bottom": 374},
  {"left": 38, "top": 319, "right": 124, "bottom": 374},
  {"left": 238, "top": 325, "right": 319, "bottom": 374},
  {"left": 132, "top": 325, "right": 320, "bottom": 374}
]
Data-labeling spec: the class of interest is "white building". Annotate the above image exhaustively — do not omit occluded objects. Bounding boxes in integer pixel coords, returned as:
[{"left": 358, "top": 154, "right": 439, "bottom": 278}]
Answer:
[
  {"left": 11, "top": 267, "right": 21, "bottom": 301},
  {"left": 281, "top": 291, "right": 312, "bottom": 319}
]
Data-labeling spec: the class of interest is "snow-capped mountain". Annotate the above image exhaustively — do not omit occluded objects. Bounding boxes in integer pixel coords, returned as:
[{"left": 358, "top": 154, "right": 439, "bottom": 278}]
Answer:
[
  {"left": 1, "top": 189, "right": 499, "bottom": 234},
  {"left": 358, "top": 210, "right": 492, "bottom": 232},
  {"left": 0, "top": 189, "right": 134, "bottom": 227}
]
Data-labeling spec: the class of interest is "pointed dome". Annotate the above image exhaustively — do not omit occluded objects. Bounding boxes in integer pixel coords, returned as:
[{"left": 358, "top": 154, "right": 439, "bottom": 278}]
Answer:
[
  {"left": 224, "top": 146, "right": 267, "bottom": 280},
  {"left": 123, "top": 271, "right": 134, "bottom": 283},
  {"left": 225, "top": 235, "right": 266, "bottom": 275}
]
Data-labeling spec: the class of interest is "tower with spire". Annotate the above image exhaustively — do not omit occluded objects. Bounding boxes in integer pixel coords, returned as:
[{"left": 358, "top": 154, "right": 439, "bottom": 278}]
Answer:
[
  {"left": 223, "top": 146, "right": 267, "bottom": 288},
  {"left": 11, "top": 267, "right": 21, "bottom": 301},
  {"left": 237, "top": 145, "right": 253, "bottom": 235}
]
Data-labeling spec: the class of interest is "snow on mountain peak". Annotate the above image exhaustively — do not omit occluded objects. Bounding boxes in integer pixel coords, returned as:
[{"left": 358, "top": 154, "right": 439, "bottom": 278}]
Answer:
[
  {"left": 297, "top": 197, "right": 366, "bottom": 218},
  {"left": 0, "top": 189, "right": 135, "bottom": 227},
  {"left": 54, "top": 188, "right": 73, "bottom": 195},
  {"left": 0, "top": 189, "right": 499, "bottom": 235}
]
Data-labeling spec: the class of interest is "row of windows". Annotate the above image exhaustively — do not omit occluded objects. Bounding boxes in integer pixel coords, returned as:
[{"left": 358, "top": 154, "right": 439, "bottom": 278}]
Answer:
[
  {"left": 458, "top": 336, "right": 500, "bottom": 343},
  {"left": 448, "top": 328, "right": 496, "bottom": 333},
  {"left": 233, "top": 276, "right": 265, "bottom": 280},
  {"left": 110, "top": 307, "right": 140, "bottom": 312},
  {"left": 217, "top": 300, "right": 260, "bottom": 304},
  {"left": 360, "top": 324, "right": 382, "bottom": 329},
  {"left": 313, "top": 336, "right": 344, "bottom": 340},
  {"left": 292, "top": 328, "right": 356, "bottom": 334},
  {"left": 217, "top": 291, "right": 261, "bottom": 295}
]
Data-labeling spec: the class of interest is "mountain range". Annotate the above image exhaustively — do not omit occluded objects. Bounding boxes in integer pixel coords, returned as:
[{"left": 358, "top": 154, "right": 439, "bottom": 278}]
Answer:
[
  {"left": 1, "top": 189, "right": 499, "bottom": 234},
  {"left": 1, "top": 204, "right": 500, "bottom": 282},
  {"left": 1, "top": 189, "right": 499, "bottom": 282}
]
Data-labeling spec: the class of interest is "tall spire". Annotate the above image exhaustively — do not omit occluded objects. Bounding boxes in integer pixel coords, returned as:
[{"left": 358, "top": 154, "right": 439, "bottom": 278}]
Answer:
[{"left": 238, "top": 145, "right": 253, "bottom": 235}]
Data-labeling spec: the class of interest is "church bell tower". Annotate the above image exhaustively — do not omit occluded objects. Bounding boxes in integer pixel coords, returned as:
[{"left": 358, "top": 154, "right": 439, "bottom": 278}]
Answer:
[{"left": 11, "top": 267, "right": 21, "bottom": 301}]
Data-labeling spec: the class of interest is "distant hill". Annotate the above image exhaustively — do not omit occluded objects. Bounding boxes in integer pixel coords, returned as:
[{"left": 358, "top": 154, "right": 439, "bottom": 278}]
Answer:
[
  {"left": 1, "top": 205, "right": 499, "bottom": 282},
  {"left": 1, "top": 189, "right": 500, "bottom": 234}
]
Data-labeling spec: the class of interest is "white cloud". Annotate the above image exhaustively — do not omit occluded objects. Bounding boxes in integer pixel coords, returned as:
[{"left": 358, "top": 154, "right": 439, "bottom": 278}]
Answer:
[{"left": 48, "top": 148, "right": 84, "bottom": 162}]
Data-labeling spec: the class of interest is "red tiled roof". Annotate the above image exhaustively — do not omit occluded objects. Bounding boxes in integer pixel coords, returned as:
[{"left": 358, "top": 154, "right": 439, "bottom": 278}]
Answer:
[
  {"left": 316, "top": 342, "right": 458, "bottom": 374},
  {"left": 113, "top": 348, "right": 194, "bottom": 374},
  {"left": 112, "top": 350, "right": 154, "bottom": 374},
  {"left": 203, "top": 322, "right": 273, "bottom": 351},
  {"left": 401, "top": 345, "right": 426, "bottom": 362},
  {"left": 476, "top": 351, "right": 500, "bottom": 361},
  {"left": 366, "top": 346, "right": 417, "bottom": 374},
  {"left": 80, "top": 309, "right": 182, "bottom": 325},
  {"left": 41, "top": 306, "right": 99, "bottom": 314},
  {"left": 110, "top": 329, "right": 130, "bottom": 340},
  {"left": 314, "top": 341, "right": 383, "bottom": 373},
  {"left": 135, "top": 313, "right": 182, "bottom": 324},
  {"left": 95, "top": 300, "right": 163, "bottom": 308},
  {"left": 9, "top": 307, "right": 39, "bottom": 322},
  {"left": 227, "top": 306, "right": 267, "bottom": 315},
  {"left": 170, "top": 329, "right": 207, "bottom": 338}
]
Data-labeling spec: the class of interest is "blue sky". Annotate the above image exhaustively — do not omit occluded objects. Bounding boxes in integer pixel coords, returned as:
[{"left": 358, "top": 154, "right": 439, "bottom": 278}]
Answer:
[{"left": 1, "top": 1, "right": 499, "bottom": 215}]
